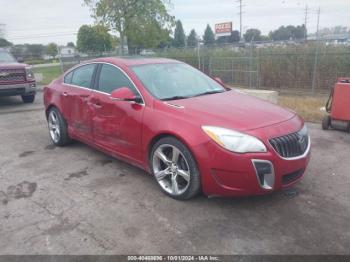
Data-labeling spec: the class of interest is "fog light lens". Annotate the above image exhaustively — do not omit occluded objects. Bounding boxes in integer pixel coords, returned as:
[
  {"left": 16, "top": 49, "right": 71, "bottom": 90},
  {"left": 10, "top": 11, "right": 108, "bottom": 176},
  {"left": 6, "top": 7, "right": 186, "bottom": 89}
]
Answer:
[{"left": 252, "top": 160, "right": 275, "bottom": 190}]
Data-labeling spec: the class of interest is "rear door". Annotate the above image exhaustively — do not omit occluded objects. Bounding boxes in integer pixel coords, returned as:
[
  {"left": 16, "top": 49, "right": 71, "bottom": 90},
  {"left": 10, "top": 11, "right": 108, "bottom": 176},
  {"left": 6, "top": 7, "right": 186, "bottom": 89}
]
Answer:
[
  {"left": 62, "top": 64, "right": 97, "bottom": 142},
  {"left": 91, "top": 63, "right": 145, "bottom": 162}
]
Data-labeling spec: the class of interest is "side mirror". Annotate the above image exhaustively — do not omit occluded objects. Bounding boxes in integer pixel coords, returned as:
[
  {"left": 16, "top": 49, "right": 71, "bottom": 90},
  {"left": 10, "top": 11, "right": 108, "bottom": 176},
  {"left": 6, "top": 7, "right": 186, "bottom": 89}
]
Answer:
[
  {"left": 110, "top": 87, "right": 143, "bottom": 104},
  {"left": 17, "top": 57, "right": 24, "bottom": 63}
]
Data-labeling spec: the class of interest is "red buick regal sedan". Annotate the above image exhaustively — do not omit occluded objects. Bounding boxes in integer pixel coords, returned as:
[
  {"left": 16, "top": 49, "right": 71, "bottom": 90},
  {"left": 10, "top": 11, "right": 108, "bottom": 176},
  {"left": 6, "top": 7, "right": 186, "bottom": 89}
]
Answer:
[{"left": 43, "top": 57, "right": 311, "bottom": 200}]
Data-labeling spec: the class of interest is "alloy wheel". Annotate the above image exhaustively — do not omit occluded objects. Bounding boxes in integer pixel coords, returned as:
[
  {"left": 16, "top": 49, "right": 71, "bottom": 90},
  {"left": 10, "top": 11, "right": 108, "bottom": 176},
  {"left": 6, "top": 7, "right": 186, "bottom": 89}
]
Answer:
[
  {"left": 48, "top": 110, "right": 61, "bottom": 143},
  {"left": 152, "top": 144, "right": 191, "bottom": 196}
]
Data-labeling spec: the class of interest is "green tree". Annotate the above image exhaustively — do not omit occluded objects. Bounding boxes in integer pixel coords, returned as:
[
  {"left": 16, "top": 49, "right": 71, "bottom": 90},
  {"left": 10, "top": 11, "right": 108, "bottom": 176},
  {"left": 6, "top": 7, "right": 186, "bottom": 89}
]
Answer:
[
  {"left": 127, "top": 18, "right": 171, "bottom": 53},
  {"left": 10, "top": 45, "right": 26, "bottom": 58},
  {"left": 46, "top": 43, "right": 58, "bottom": 58},
  {"left": 293, "top": 25, "right": 306, "bottom": 39},
  {"left": 260, "top": 35, "right": 270, "bottom": 41},
  {"left": 77, "top": 24, "right": 112, "bottom": 53},
  {"left": 187, "top": 29, "right": 198, "bottom": 47},
  {"left": 84, "top": 0, "right": 174, "bottom": 54},
  {"left": 77, "top": 25, "right": 95, "bottom": 53},
  {"left": 216, "top": 35, "right": 229, "bottom": 45},
  {"left": 269, "top": 25, "right": 306, "bottom": 41},
  {"left": 67, "top": 42, "right": 75, "bottom": 48},
  {"left": 0, "top": 38, "right": 12, "bottom": 47},
  {"left": 216, "top": 31, "right": 240, "bottom": 44},
  {"left": 26, "top": 44, "right": 45, "bottom": 59},
  {"left": 173, "top": 20, "right": 186, "bottom": 48},
  {"left": 231, "top": 30, "right": 240, "bottom": 42},
  {"left": 203, "top": 24, "right": 215, "bottom": 46},
  {"left": 244, "top": 28, "right": 262, "bottom": 42}
]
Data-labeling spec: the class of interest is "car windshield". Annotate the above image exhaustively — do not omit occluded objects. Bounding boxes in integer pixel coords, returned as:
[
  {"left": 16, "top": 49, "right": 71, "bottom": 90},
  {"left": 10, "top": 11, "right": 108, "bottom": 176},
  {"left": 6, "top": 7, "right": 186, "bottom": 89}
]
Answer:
[
  {"left": 0, "top": 51, "right": 17, "bottom": 63},
  {"left": 131, "top": 63, "right": 226, "bottom": 100}
]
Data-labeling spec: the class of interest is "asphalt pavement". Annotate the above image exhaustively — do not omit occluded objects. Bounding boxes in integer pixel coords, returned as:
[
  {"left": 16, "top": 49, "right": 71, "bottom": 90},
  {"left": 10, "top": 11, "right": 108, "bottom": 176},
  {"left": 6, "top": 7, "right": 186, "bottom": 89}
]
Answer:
[{"left": 0, "top": 93, "right": 349, "bottom": 255}]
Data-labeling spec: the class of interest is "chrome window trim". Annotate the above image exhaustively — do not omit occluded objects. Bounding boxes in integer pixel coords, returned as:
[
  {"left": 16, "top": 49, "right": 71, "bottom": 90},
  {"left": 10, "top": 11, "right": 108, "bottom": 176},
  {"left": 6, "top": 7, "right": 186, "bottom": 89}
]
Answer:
[
  {"left": 62, "top": 62, "right": 146, "bottom": 106},
  {"left": 163, "top": 102, "right": 185, "bottom": 109},
  {"left": 63, "top": 63, "right": 96, "bottom": 89}
]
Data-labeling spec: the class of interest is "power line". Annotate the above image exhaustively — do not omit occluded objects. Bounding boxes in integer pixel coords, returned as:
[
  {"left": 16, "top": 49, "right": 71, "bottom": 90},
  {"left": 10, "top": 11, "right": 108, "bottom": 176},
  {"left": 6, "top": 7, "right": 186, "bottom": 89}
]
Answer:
[{"left": 7, "top": 32, "right": 78, "bottom": 40}]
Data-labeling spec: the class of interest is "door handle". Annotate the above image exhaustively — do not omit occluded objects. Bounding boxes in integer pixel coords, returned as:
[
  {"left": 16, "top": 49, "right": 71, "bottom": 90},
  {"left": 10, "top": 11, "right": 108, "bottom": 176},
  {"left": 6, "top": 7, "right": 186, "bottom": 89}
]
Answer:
[
  {"left": 92, "top": 103, "right": 102, "bottom": 109},
  {"left": 63, "top": 92, "right": 68, "bottom": 97},
  {"left": 91, "top": 100, "right": 102, "bottom": 109}
]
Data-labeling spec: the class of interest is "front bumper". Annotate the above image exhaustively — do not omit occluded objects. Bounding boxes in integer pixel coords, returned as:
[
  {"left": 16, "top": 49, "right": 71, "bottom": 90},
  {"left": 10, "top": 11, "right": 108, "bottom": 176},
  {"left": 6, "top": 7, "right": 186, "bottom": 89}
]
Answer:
[
  {"left": 0, "top": 81, "right": 36, "bottom": 97},
  {"left": 194, "top": 119, "right": 311, "bottom": 197}
]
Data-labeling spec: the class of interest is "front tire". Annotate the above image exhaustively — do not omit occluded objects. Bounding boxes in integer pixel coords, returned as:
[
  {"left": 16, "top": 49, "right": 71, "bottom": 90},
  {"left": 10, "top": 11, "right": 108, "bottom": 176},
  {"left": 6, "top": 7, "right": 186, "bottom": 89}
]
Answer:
[
  {"left": 150, "top": 137, "right": 201, "bottom": 200},
  {"left": 47, "top": 107, "right": 71, "bottom": 146},
  {"left": 21, "top": 94, "right": 35, "bottom": 103}
]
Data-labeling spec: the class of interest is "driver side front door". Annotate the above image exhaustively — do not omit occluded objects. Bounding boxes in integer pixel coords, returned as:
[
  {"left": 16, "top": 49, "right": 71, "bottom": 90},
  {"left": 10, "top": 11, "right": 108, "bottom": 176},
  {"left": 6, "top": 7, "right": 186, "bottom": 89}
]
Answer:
[{"left": 91, "top": 63, "right": 145, "bottom": 163}]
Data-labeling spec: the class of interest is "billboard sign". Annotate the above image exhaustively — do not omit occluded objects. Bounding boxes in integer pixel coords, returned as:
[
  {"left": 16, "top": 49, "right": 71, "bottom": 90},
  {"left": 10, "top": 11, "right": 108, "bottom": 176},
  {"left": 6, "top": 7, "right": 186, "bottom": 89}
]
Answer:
[{"left": 215, "top": 22, "right": 232, "bottom": 37}]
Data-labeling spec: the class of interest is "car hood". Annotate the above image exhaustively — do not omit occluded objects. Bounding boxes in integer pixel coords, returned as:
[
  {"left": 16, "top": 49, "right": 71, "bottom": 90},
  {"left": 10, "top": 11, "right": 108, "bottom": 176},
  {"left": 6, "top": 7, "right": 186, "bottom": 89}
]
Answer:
[
  {"left": 0, "top": 63, "right": 28, "bottom": 69},
  {"left": 164, "top": 90, "right": 296, "bottom": 131}
]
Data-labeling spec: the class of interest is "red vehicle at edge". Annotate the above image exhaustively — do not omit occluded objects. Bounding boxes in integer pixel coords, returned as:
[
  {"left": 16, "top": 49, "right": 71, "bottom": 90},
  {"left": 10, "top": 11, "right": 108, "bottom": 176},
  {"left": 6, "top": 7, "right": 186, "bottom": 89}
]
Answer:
[{"left": 43, "top": 57, "right": 311, "bottom": 200}]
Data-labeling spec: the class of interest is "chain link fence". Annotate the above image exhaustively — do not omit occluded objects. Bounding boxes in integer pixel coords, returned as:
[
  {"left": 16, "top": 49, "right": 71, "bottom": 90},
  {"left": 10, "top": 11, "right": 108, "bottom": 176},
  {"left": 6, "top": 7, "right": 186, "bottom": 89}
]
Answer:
[{"left": 58, "top": 41, "right": 350, "bottom": 95}]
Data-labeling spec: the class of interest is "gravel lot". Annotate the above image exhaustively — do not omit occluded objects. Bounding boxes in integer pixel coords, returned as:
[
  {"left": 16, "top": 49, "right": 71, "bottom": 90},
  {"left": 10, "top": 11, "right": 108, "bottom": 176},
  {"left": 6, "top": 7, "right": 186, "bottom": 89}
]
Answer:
[{"left": 0, "top": 93, "right": 349, "bottom": 255}]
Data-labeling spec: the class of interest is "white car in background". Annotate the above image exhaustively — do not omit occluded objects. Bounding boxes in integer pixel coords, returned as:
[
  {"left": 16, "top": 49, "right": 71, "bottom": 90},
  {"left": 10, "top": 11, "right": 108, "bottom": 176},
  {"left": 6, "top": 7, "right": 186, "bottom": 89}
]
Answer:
[{"left": 140, "top": 49, "right": 156, "bottom": 56}]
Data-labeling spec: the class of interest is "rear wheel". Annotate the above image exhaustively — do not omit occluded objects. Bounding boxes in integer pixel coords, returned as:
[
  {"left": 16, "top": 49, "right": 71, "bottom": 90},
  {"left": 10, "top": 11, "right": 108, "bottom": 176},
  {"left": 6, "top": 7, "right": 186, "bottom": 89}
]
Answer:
[
  {"left": 150, "top": 137, "right": 201, "bottom": 200},
  {"left": 322, "top": 115, "right": 331, "bottom": 130},
  {"left": 21, "top": 94, "right": 35, "bottom": 103},
  {"left": 48, "top": 107, "right": 71, "bottom": 146}
]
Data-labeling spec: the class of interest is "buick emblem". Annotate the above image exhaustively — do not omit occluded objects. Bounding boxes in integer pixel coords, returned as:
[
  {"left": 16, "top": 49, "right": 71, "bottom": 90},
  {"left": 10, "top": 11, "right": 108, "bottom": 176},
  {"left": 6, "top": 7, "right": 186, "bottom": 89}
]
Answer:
[
  {"left": 298, "top": 134, "right": 305, "bottom": 143},
  {"left": 298, "top": 134, "right": 307, "bottom": 151}
]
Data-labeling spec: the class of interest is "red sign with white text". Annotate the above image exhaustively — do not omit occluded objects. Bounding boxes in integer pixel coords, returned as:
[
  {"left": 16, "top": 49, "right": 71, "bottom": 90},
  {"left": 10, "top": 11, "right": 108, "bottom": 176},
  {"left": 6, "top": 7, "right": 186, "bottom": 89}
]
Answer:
[{"left": 215, "top": 22, "right": 232, "bottom": 36}]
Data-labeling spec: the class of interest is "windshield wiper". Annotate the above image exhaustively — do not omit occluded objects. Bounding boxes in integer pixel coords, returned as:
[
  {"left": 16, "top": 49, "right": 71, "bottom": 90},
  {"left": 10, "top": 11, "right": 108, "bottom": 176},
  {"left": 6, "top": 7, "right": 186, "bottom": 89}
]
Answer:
[
  {"left": 162, "top": 95, "right": 190, "bottom": 101},
  {"left": 194, "top": 90, "right": 225, "bottom": 97},
  {"left": 162, "top": 90, "right": 226, "bottom": 101}
]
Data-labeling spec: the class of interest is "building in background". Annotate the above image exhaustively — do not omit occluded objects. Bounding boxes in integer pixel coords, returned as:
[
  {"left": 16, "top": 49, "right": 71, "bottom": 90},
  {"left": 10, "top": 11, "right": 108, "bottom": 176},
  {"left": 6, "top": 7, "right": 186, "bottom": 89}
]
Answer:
[{"left": 59, "top": 46, "right": 77, "bottom": 58}]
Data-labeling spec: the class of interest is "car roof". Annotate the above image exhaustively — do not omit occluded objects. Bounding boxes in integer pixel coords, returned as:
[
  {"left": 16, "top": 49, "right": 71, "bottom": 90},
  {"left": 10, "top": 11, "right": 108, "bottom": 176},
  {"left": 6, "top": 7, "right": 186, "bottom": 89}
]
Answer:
[{"left": 87, "top": 57, "right": 182, "bottom": 67}]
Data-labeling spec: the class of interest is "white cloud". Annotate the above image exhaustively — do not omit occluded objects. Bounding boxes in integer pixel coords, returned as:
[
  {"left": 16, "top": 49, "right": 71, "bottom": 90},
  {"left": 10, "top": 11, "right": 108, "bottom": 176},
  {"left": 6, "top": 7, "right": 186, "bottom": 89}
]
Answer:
[{"left": 0, "top": 0, "right": 349, "bottom": 44}]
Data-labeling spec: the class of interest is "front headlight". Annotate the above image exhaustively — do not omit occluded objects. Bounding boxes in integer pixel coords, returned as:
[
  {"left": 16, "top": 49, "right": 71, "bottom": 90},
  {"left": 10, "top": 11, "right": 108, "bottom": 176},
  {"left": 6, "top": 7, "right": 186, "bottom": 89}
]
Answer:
[
  {"left": 202, "top": 126, "right": 267, "bottom": 153},
  {"left": 25, "top": 66, "right": 35, "bottom": 81}
]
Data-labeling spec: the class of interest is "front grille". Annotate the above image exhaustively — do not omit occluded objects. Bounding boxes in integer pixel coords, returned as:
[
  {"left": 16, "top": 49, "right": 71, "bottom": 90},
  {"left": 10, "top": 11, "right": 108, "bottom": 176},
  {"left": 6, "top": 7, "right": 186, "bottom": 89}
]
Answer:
[
  {"left": 282, "top": 169, "right": 304, "bottom": 185},
  {"left": 0, "top": 68, "right": 26, "bottom": 82},
  {"left": 270, "top": 130, "right": 309, "bottom": 158}
]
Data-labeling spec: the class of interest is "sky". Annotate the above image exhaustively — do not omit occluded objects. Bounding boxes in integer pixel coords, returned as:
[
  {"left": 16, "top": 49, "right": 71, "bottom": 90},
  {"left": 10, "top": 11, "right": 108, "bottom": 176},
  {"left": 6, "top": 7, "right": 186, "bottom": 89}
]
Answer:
[{"left": 0, "top": 0, "right": 349, "bottom": 45}]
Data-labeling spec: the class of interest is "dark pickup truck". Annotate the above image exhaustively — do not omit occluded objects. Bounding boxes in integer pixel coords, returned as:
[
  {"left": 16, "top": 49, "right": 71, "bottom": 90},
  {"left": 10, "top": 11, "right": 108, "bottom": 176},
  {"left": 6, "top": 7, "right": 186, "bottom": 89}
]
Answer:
[{"left": 0, "top": 48, "right": 36, "bottom": 103}]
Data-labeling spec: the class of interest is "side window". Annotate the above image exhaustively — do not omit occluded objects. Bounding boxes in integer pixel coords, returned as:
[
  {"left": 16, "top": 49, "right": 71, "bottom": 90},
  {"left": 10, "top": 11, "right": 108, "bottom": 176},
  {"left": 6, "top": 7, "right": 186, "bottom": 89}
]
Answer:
[
  {"left": 71, "top": 64, "right": 96, "bottom": 88},
  {"left": 98, "top": 64, "right": 136, "bottom": 94},
  {"left": 64, "top": 71, "right": 73, "bottom": 84}
]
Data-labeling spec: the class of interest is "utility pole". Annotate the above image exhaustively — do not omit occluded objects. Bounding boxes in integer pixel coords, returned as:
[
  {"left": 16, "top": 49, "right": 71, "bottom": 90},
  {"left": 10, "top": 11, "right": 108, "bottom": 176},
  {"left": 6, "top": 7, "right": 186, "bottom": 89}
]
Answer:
[
  {"left": 0, "top": 23, "right": 6, "bottom": 38},
  {"left": 311, "top": 6, "right": 321, "bottom": 94},
  {"left": 237, "top": 0, "right": 243, "bottom": 42},
  {"left": 197, "top": 39, "right": 201, "bottom": 70},
  {"left": 56, "top": 44, "right": 64, "bottom": 74},
  {"left": 304, "top": 5, "right": 309, "bottom": 42}
]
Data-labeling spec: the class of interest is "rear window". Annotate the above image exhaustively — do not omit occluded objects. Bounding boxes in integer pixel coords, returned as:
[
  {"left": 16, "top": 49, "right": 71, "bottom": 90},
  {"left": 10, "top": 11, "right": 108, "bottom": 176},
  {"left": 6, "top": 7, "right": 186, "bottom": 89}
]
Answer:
[
  {"left": 64, "top": 71, "right": 73, "bottom": 84},
  {"left": 70, "top": 64, "right": 96, "bottom": 88}
]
